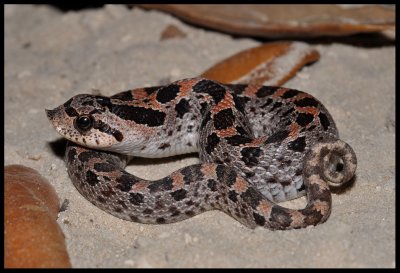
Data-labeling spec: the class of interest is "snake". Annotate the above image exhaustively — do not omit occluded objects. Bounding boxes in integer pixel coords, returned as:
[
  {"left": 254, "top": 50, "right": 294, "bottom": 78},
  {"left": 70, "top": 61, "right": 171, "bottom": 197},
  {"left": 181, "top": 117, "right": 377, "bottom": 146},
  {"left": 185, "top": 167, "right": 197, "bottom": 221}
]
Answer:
[{"left": 46, "top": 77, "right": 357, "bottom": 230}]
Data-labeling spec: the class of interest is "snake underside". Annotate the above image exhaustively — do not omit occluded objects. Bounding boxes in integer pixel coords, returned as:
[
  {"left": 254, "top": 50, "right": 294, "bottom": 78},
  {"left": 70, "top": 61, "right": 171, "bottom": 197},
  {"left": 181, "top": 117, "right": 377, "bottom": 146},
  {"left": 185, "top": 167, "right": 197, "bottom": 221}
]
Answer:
[{"left": 46, "top": 77, "right": 357, "bottom": 230}]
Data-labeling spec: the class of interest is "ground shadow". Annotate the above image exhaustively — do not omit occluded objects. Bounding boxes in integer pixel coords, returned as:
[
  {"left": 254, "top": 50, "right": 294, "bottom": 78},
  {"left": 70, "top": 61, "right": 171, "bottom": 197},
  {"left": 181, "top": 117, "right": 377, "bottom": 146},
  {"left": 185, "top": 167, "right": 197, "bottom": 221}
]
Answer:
[
  {"left": 47, "top": 138, "right": 68, "bottom": 159},
  {"left": 330, "top": 174, "right": 357, "bottom": 195},
  {"left": 127, "top": 152, "right": 199, "bottom": 167}
]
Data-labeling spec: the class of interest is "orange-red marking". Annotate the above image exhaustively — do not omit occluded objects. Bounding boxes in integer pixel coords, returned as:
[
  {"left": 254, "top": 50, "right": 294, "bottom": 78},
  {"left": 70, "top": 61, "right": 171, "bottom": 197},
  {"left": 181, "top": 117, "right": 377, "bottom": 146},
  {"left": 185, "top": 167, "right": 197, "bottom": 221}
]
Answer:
[
  {"left": 289, "top": 123, "right": 300, "bottom": 138},
  {"left": 243, "top": 84, "right": 263, "bottom": 97},
  {"left": 232, "top": 177, "right": 249, "bottom": 193},
  {"left": 131, "top": 181, "right": 149, "bottom": 192},
  {"left": 216, "top": 127, "right": 237, "bottom": 138},
  {"left": 201, "top": 163, "right": 217, "bottom": 178},
  {"left": 256, "top": 200, "right": 273, "bottom": 216},
  {"left": 171, "top": 172, "right": 185, "bottom": 190}
]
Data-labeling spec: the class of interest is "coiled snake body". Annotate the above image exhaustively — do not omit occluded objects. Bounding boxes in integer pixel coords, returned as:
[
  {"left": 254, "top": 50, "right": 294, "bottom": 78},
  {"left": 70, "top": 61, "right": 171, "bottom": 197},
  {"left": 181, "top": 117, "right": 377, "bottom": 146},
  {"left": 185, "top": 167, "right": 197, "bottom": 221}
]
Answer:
[{"left": 46, "top": 78, "right": 356, "bottom": 230}]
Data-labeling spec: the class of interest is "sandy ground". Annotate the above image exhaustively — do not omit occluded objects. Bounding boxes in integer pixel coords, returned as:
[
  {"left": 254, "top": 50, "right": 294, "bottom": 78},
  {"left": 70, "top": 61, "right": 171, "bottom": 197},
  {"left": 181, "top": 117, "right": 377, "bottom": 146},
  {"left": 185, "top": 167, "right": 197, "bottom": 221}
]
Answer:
[{"left": 4, "top": 5, "right": 395, "bottom": 268}]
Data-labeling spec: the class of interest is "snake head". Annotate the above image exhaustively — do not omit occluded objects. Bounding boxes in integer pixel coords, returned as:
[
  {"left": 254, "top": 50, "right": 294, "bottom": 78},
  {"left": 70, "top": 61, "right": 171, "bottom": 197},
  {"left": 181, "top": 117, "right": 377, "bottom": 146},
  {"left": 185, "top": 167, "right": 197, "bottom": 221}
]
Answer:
[{"left": 46, "top": 94, "right": 123, "bottom": 149}]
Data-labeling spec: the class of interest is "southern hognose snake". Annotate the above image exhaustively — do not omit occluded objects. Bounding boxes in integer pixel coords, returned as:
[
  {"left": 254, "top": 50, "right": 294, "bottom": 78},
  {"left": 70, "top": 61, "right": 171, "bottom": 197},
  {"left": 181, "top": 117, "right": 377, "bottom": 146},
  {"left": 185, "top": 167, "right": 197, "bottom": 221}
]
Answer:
[{"left": 46, "top": 77, "right": 357, "bottom": 230}]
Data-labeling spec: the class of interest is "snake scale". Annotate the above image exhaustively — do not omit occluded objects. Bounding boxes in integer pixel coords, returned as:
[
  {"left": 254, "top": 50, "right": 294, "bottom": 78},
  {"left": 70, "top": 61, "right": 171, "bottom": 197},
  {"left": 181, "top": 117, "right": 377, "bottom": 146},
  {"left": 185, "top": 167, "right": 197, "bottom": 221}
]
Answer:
[{"left": 46, "top": 77, "right": 357, "bottom": 230}]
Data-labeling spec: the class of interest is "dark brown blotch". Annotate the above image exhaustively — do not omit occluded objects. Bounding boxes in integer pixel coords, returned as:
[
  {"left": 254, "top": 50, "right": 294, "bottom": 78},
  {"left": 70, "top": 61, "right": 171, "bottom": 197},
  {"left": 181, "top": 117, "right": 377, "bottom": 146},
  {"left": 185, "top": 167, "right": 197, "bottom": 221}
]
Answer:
[
  {"left": 302, "top": 206, "right": 325, "bottom": 226},
  {"left": 294, "top": 97, "right": 319, "bottom": 108},
  {"left": 296, "top": 113, "right": 314, "bottom": 127},
  {"left": 265, "top": 130, "right": 290, "bottom": 144},
  {"left": 281, "top": 89, "right": 300, "bottom": 99},
  {"left": 241, "top": 187, "right": 263, "bottom": 209},
  {"left": 170, "top": 188, "right": 187, "bottom": 201},
  {"left": 148, "top": 177, "right": 174, "bottom": 193},
  {"left": 129, "top": 193, "right": 144, "bottom": 205},
  {"left": 240, "top": 147, "right": 262, "bottom": 167},
  {"left": 215, "top": 165, "right": 237, "bottom": 186},
  {"left": 94, "top": 162, "right": 117, "bottom": 172},
  {"left": 156, "top": 84, "right": 181, "bottom": 104},
  {"left": 256, "top": 86, "right": 278, "bottom": 98},
  {"left": 116, "top": 174, "right": 138, "bottom": 192},
  {"left": 143, "top": 208, "right": 153, "bottom": 215},
  {"left": 232, "top": 94, "right": 248, "bottom": 113},
  {"left": 253, "top": 212, "right": 266, "bottom": 226},
  {"left": 65, "top": 107, "right": 79, "bottom": 117},
  {"left": 144, "top": 86, "right": 163, "bottom": 95},
  {"left": 78, "top": 151, "right": 97, "bottom": 162},
  {"left": 213, "top": 108, "right": 235, "bottom": 130},
  {"left": 228, "top": 190, "right": 238, "bottom": 202},
  {"left": 175, "top": 98, "right": 191, "bottom": 118},
  {"left": 110, "top": 91, "right": 133, "bottom": 101},
  {"left": 288, "top": 136, "right": 306, "bottom": 152},
  {"left": 192, "top": 80, "right": 226, "bottom": 104},
  {"left": 225, "top": 135, "right": 252, "bottom": 146},
  {"left": 111, "top": 105, "right": 166, "bottom": 127},
  {"left": 269, "top": 206, "right": 293, "bottom": 228},
  {"left": 86, "top": 170, "right": 100, "bottom": 186},
  {"left": 205, "top": 133, "right": 220, "bottom": 154},
  {"left": 318, "top": 112, "right": 331, "bottom": 131},
  {"left": 225, "top": 84, "right": 248, "bottom": 95},
  {"left": 207, "top": 179, "right": 217, "bottom": 191},
  {"left": 180, "top": 167, "right": 194, "bottom": 184}
]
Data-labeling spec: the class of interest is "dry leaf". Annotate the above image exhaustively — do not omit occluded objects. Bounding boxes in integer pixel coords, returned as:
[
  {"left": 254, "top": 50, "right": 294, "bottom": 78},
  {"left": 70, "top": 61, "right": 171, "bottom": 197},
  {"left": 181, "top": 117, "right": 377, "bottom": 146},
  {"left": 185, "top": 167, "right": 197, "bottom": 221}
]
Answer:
[
  {"left": 5, "top": 165, "right": 71, "bottom": 268},
  {"left": 201, "top": 41, "right": 320, "bottom": 85},
  {"left": 138, "top": 4, "right": 395, "bottom": 38}
]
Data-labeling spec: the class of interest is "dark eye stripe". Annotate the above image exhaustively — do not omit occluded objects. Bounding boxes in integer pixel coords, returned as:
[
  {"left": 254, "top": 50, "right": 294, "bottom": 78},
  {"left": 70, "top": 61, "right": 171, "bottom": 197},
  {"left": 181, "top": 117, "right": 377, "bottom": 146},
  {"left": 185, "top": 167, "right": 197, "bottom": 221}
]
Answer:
[{"left": 93, "top": 120, "right": 124, "bottom": 142}]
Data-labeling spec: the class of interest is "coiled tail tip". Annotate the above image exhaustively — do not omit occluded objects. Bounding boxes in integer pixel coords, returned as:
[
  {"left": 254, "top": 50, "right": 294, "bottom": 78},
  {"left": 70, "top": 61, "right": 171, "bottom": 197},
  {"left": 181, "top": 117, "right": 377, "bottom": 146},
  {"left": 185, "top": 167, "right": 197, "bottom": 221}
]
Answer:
[{"left": 308, "top": 139, "right": 357, "bottom": 188}]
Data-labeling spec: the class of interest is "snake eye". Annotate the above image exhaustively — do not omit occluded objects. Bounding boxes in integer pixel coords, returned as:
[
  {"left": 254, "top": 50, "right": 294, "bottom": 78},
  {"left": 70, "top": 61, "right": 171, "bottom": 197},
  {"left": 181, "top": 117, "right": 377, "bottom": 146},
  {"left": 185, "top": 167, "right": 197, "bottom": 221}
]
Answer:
[{"left": 75, "top": 115, "right": 93, "bottom": 131}]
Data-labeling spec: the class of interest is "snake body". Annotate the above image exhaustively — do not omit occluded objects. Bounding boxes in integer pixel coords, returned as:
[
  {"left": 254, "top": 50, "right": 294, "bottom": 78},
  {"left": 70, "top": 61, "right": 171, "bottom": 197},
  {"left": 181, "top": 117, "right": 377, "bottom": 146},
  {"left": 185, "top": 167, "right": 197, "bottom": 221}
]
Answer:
[{"left": 46, "top": 78, "right": 356, "bottom": 230}]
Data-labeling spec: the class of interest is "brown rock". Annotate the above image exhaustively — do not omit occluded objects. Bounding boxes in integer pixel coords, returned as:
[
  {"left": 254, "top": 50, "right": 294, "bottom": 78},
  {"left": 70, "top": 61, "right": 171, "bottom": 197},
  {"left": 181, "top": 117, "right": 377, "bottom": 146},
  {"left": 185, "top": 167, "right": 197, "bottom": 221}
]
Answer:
[
  {"left": 160, "top": 24, "right": 187, "bottom": 40},
  {"left": 137, "top": 4, "right": 395, "bottom": 38},
  {"left": 201, "top": 41, "right": 320, "bottom": 85},
  {"left": 4, "top": 165, "right": 71, "bottom": 268}
]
